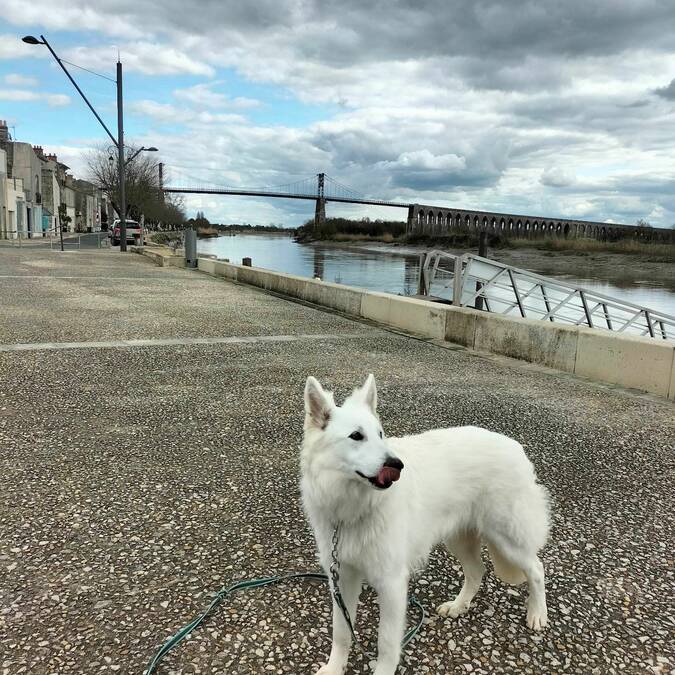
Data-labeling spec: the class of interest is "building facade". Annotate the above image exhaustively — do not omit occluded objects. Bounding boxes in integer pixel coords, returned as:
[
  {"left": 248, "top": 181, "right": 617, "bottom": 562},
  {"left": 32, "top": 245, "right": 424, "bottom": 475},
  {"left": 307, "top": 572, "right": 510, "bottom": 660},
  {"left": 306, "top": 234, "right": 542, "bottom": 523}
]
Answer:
[{"left": 0, "top": 120, "right": 103, "bottom": 238}]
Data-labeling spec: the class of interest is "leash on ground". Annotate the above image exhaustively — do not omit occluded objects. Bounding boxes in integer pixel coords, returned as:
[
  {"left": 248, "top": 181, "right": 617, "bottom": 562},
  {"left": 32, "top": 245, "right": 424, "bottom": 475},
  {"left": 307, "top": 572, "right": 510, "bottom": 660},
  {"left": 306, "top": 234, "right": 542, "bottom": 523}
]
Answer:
[{"left": 145, "top": 526, "right": 426, "bottom": 673}]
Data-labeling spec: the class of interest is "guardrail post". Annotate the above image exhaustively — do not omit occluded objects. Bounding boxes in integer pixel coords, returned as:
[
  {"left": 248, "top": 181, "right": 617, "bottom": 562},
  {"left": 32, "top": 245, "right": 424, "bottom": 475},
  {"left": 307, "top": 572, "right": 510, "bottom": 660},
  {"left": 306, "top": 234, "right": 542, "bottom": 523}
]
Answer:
[
  {"left": 184, "top": 228, "right": 198, "bottom": 268},
  {"left": 417, "top": 252, "right": 428, "bottom": 295}
]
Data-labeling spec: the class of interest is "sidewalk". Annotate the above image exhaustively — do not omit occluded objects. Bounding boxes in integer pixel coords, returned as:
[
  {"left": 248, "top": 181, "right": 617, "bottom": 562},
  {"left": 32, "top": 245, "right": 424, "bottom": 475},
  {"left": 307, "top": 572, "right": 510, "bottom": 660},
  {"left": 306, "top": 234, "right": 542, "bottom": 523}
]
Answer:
[{"left": 0, "top": 248, "right": 673, "bottom": 674}]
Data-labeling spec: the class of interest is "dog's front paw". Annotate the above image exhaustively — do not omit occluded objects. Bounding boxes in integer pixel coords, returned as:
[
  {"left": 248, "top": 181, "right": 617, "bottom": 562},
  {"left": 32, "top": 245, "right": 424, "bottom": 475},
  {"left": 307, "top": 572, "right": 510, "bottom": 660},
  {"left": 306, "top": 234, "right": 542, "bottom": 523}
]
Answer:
[
  {"left": 526, "top": 605, "right": 548, "bottom": 631},
  {"left": 437, "top": 598, "right": 470, "bottom": 618}
]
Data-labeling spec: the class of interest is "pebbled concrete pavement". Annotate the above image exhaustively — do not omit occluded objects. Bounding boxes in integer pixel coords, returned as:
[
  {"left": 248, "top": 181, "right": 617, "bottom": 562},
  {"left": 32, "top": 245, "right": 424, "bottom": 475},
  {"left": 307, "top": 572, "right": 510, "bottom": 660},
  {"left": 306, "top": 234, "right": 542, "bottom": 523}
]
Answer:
[{"left": 0, "top": 248, "right": 673, "bottom": 674}]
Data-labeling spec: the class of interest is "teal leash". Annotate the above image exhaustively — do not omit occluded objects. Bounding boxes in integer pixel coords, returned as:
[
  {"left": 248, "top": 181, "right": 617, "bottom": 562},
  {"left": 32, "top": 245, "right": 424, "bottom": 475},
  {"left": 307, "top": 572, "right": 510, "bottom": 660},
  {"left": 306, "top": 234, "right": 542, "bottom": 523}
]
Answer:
[{"left": 145, "top": 527, "right": 426, "bottom": 673}]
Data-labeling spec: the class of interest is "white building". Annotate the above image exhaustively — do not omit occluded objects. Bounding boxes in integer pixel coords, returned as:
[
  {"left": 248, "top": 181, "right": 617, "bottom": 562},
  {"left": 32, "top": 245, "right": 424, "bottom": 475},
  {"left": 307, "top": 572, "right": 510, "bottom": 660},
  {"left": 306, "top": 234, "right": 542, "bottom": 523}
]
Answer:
[
  {"left": 10, "top": 141, "right": 44, "bottom": 237},
  {"left": 0, "top": 147, "right": 28, "bottom": 239}
]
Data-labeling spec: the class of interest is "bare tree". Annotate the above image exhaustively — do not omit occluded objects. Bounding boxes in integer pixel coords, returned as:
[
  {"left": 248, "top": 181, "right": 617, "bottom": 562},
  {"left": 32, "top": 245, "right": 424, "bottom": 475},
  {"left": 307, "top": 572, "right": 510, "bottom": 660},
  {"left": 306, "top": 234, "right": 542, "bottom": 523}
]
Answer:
[{"left": 86, "top": 144, "right": 185, "bottom": 227}]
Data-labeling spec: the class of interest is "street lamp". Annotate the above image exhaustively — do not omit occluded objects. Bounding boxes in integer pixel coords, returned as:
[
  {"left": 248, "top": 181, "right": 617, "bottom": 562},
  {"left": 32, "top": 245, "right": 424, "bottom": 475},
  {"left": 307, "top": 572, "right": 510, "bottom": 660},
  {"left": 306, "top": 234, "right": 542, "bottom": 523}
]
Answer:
[
  {"left": 125, "top": 146, "right": 158, "bottom": 166},
  {"left": 22, "top": 34, "right": 133, "bottom": 251}
]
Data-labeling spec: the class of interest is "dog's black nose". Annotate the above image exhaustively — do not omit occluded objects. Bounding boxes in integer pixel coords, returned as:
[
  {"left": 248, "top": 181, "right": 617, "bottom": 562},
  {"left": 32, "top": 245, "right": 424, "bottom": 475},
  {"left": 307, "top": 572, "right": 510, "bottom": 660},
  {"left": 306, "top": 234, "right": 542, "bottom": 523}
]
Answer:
[{"left": 384, "top": 456, "right": 404, "bottom": 471}]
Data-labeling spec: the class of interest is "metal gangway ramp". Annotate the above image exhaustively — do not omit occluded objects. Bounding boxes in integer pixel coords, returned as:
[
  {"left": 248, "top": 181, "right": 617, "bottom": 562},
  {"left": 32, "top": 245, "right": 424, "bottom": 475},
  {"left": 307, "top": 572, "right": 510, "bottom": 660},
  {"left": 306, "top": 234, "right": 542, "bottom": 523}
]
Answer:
[{"left": 421, "top": 251, "right": 675, "bottom": 340}]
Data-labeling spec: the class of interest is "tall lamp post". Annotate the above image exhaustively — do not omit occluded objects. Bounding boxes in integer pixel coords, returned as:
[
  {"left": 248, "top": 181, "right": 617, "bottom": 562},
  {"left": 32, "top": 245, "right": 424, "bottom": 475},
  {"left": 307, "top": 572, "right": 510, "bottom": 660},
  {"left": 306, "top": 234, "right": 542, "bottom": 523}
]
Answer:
[{"left": 22, "top": 35, "right": 157, "bottom": 252}]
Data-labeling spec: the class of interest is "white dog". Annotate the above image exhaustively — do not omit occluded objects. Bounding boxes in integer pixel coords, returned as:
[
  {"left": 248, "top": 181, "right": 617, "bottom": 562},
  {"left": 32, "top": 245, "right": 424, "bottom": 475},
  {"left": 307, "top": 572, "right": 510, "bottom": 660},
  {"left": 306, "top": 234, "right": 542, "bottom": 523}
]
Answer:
[{"left": 301, "top": 375, "right": 550, "bottom": 675}]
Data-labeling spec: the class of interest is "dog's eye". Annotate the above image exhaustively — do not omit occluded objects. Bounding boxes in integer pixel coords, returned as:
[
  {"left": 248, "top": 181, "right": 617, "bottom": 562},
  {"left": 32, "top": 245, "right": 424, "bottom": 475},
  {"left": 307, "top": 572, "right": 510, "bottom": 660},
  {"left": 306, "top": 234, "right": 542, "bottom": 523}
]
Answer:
[
  {"left": 349, "top": 431, "right": 364, "bottom": 441},
  {"left": 379, "top": 430, "right": 383, "bottom": 438}
]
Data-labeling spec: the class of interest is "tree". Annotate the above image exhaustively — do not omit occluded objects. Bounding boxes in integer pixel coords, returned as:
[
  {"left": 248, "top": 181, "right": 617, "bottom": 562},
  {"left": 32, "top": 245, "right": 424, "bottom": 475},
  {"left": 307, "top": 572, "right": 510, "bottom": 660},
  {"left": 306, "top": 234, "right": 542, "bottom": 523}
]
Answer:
[
  {"left": 57, "top": 202, "right": 71, "bottom": 252},
  {"left": 635, "top": 218, "right": 652, "bottom": 228},
  {"left": 86, "top": 144, "right": 185, "bottom": 227},
  {"left": 194, "top": 210, "right": 210, "bottom": 227},
  {"left": 58, "top": 203, "right": 71, "bottom": 232}
]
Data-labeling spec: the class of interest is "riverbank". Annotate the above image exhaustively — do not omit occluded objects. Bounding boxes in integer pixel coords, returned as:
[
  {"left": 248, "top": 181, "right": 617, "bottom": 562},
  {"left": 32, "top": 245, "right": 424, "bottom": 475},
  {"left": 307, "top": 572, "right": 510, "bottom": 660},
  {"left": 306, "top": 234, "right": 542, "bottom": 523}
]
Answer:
[{"left": 314, "top": 238, "right": 675, "bottom": 292}]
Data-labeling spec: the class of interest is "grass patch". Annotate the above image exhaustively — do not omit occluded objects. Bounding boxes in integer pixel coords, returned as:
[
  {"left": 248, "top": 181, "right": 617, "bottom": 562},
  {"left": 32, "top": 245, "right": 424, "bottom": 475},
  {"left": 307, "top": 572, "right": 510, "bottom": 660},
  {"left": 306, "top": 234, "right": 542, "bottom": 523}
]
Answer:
[
  {"left": 507, "top": 237, "right": 675, "bottom": 261},
  {"left": 331, "top": 232, "right": 402, "bottom": 243}
]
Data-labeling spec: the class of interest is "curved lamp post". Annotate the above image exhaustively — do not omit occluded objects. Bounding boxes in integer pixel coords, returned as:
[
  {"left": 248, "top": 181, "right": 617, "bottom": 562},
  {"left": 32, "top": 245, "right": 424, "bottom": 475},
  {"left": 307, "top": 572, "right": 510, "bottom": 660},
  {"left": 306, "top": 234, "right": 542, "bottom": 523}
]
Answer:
[{"left": 22, "top": 35, "right": 158, "bottom": 252}]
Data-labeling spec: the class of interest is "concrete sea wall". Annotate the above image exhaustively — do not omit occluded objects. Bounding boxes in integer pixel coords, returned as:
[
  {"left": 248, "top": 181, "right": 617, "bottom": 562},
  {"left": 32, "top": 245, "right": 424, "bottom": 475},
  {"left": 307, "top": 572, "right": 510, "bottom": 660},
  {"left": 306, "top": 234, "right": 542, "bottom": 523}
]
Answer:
[{"left": 194, "top": 257, "right": 675, "bottom": 399}]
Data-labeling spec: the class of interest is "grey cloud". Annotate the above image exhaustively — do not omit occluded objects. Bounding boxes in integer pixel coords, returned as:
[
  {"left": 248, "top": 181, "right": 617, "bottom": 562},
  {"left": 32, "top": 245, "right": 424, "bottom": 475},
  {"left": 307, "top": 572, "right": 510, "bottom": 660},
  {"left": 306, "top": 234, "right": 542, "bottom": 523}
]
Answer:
[
  {"left": 654, "top": 79, "right": 675, "bottom": 100},
  {"left": 540, "top": 167, "right": 576, "bottom": 188}
]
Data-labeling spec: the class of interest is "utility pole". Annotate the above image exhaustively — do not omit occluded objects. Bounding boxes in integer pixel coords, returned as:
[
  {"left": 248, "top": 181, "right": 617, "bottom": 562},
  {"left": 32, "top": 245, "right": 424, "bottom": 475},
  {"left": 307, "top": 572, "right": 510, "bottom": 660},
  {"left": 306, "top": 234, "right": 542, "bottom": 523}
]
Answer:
[
  {"left": 158, "top": 162, "right": 164, "bottom": 202},
  {"left": 117, "top": 60, "right": 127, "bottom": 252}
]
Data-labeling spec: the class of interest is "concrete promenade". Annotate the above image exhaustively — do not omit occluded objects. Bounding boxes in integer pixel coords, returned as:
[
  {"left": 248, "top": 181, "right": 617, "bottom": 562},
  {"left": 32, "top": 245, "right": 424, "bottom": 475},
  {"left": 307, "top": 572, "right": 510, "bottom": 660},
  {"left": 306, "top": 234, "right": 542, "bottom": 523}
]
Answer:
[{"left": 0, "top": 247, "right": 673, "bottom": 674}]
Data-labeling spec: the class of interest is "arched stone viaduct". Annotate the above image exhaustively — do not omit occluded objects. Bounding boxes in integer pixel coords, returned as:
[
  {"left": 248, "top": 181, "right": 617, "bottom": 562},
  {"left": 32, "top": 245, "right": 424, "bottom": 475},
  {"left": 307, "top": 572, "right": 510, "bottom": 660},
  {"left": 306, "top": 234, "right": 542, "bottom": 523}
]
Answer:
[{"left": 405, "top": 204, "right": 675, "bottom": 243}]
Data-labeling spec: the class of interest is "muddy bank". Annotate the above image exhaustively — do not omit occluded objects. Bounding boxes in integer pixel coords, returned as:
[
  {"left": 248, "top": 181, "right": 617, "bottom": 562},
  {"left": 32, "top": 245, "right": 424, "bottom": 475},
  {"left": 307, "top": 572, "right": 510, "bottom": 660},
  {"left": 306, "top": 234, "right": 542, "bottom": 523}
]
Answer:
[{"left": 314, "top": 240, "right": 675, "bottom": 292}]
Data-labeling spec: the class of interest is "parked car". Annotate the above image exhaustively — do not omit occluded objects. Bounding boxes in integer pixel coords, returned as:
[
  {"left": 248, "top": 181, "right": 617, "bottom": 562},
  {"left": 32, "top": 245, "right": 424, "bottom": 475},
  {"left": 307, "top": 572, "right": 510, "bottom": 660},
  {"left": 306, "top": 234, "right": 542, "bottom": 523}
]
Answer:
[{"left": 109, "top": 219, "right": 142, "bottom": 246}]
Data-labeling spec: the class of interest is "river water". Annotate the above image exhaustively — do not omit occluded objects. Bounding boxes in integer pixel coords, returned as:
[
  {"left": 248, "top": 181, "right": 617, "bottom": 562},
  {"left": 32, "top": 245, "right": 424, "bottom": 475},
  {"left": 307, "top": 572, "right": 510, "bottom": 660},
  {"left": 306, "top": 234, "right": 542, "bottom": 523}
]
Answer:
[{"left": 198, "top": 233, "right": 675, "bottom": 317}]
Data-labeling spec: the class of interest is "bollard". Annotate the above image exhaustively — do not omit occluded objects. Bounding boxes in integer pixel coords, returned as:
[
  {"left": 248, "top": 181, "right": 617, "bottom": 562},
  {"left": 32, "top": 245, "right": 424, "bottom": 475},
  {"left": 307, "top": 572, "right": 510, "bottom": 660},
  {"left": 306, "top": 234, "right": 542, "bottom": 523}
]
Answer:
[
  {"left": 184, "top": 228, "right": 198, "bottom": 268},
  {"left": 242, "top": 257, "right": 252, "bottom": 267}
]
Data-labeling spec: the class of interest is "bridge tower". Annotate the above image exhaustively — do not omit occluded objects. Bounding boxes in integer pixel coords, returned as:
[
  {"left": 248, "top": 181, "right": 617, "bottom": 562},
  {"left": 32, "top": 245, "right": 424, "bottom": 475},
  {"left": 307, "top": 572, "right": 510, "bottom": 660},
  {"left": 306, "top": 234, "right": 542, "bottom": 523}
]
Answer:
[{"left": 314, "top": 172, "right": 326, "bottom": 228}]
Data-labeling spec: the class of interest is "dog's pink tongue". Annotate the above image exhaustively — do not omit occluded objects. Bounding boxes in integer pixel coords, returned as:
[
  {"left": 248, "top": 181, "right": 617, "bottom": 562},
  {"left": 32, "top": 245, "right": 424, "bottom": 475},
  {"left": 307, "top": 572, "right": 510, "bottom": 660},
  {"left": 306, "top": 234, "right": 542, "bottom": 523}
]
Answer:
[{"left": 375, "top": 466, "right": 401, "bottom": 488}]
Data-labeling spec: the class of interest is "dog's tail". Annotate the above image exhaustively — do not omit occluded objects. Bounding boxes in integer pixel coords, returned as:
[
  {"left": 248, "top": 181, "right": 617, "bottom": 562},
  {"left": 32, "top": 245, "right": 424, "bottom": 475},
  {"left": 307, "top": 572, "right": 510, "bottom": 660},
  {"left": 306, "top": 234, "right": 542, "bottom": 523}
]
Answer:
[{"left": 487, "top": 543, "right": 527, "bottom": 585}]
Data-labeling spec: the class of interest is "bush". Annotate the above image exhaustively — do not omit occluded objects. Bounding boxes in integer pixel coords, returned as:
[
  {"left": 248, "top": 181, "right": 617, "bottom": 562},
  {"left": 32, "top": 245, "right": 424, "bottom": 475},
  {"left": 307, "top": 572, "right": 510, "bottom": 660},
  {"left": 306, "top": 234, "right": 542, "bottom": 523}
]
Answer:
[{"left": 298, "top": 217, "right": 407, "bottom": 241}]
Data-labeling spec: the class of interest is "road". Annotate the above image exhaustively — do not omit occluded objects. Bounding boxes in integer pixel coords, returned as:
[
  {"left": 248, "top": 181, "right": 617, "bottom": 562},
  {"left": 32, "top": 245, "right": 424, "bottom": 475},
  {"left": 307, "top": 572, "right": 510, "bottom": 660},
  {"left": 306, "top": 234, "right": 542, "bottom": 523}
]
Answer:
[{"left": 0, "top": 247, "right": 673, "bottom": 674}]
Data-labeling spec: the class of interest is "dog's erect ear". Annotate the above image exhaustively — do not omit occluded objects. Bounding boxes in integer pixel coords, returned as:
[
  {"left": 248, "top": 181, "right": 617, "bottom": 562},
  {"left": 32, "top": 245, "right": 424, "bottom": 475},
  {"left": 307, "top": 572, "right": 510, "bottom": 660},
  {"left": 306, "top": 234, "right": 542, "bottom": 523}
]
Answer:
[
  {"left": 356, "top": 373, "right": 378, "bottom": 413},
  {"left": 304, "top": 376, "right": 333, "bottom": 429}
]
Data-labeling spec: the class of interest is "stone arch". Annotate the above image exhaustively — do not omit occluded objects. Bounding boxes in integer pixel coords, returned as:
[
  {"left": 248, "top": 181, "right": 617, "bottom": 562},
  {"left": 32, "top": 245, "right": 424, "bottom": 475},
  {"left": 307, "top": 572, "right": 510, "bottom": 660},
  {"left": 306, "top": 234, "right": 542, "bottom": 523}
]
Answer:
[
  {"left": 428, "top": 211, "right": 434, "bottom": 226},
  {"left": 500, "top": 218, "right": 506, "bottom": 231},
  {"left": 446, "top": 212, "right": 453, "bottom": 227},
  {"left": 491, "top": 217, "right": 497, "bottom": 231},
  {"left": 464, "top": 214, "right": 471, "bottom": 229},
  {"left": 455, "top": 213, "right": 462, "bottom": 229},
  {"left": 417, "top": 210, "right": 425, "bottom": 227},
  {"left": 473, "top": 215, "right": 479, "bottom": 230},
  {"left": 564, "top": 223, "right": 570, "bottom": 238},
  {"left": 533, "top": 221, "right": 539, "bottom": 233},
  {"left": 508, "top": 219, "right": 514, "bottom": 232}
]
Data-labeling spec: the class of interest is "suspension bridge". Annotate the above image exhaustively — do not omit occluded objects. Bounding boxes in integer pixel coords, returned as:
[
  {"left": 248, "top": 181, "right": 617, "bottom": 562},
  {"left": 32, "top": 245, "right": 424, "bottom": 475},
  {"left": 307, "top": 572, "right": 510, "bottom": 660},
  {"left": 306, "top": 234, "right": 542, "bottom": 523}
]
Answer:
[{"left": 161, "top": 168, "right": 675, "bottom": 244}]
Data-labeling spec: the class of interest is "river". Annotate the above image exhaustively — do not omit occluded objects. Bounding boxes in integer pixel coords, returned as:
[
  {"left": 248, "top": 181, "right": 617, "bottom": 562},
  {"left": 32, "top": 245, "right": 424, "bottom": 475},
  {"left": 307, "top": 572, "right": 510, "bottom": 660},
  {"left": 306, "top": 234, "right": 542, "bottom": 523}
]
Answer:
[{"left": 198, "top": 233, "right": 675, "bottom": 317}]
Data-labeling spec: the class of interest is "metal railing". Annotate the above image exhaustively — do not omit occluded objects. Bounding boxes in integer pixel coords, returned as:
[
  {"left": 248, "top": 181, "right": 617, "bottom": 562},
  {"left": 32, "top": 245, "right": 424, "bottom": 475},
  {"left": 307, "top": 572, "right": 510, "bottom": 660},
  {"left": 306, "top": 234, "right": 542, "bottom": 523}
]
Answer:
[
  {"left": 421, "top": 250, "right": 675, "bottom": 340},
  {"left": 0, "top": 230, "right": 110, "bottom": 249}
]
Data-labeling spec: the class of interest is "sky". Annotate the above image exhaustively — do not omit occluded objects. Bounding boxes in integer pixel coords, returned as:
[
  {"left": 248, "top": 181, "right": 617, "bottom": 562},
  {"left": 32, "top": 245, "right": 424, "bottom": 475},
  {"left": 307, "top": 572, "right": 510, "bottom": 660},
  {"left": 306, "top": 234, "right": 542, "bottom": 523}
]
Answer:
[{"left": 1, "top": 0, "right": 675, "bottom": 228}]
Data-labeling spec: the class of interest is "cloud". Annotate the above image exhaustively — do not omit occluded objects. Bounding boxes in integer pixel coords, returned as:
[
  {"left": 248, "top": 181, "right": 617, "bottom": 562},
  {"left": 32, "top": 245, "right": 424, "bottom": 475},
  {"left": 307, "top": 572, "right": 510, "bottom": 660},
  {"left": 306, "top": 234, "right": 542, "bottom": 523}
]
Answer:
[
  {"left": 0, "top": 88, "right": 70, "bottom": 107},
  {"left": 4, "top": 73, "right": 39, "bottom": 86},
  {"left": 173, "top": 83, "right": 260, "bottom": 109},
  {"left": 64, "top": 43, "right": 214, "bottom": 77},
  {"left": 4, "top": 0, "right": 675, "bottom": 226},
  {"left": 654, "top": 78, "right": 675, "bottom": 100},
  {"left": 129, "top": 99, "right": 249, "bottom": 127},
  {"left": 0, "top": 34, "right": 48, "bottom": 60},
  {"left": 540, "top": 167, "right": 577, "bottom": 188}
]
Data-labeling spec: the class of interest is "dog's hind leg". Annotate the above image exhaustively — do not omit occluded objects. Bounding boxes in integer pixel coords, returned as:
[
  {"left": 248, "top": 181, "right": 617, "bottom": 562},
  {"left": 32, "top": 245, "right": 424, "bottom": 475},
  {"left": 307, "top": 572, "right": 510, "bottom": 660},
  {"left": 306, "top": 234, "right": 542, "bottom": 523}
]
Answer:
[
  {"left": 487, "top": 534, "right": 548, "bottom": 631},
  {"left": 317, "top": 564, "right": 362, "bottom": 675},
  {"left": 437, "top": 529, "right": 485, "bottom": 619}
]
